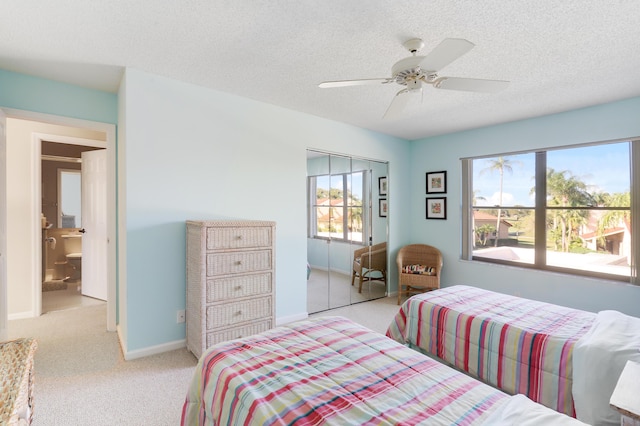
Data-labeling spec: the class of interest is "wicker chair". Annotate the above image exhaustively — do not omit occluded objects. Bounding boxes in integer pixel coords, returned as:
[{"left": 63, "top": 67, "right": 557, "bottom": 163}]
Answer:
[
  {"left": 397, "top": 244, "right": 442, "bottom": 304},
  {"left": 351, "top": 242, "right": 387, "bottom": 293}
]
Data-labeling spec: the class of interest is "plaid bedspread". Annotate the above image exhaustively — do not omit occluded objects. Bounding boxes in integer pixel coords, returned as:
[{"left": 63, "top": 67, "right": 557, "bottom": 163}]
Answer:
[
  {"left": 181, "top": 316, "right": 510, "bottom": 425},
  {"left": 386, "top": 285, "right": 596, "bottom": 417}
]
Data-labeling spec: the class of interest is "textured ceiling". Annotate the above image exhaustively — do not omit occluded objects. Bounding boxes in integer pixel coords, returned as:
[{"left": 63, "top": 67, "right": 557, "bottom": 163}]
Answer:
[{"left": 1, "top": 1, "right": 640, "bottom": 140}]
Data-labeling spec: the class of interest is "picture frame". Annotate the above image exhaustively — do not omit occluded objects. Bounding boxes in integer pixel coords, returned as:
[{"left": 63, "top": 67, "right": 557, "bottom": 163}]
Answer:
[
  {"left": 426, "top": 171, "right": 447, "bottom": 194},
  {"left": 379, "top": 198, "right": 388, "bottom": 217},
  {"left": 426, "top": 197, "right": 446, "bottom": 220},
  {"left": 378, "top": 176, "right": 388, "bottom": 196}
]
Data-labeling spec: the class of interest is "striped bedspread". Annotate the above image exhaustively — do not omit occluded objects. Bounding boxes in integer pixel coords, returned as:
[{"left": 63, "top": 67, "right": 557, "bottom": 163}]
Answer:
[
  {"left": 386, "top": 285, "right": 596, "bottom": 417},
  {"left": 181, "top": 316, "right": 511, "bottom": 425}
]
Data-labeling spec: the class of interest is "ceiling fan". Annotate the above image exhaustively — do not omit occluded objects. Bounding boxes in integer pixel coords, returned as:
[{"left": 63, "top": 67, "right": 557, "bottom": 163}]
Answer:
[{"left": 318, "top": 38, "right": 509, "bottom": 119}]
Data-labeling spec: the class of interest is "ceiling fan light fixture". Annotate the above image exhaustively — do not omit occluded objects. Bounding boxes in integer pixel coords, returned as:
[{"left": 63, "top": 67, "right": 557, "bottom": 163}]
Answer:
[
  {"left": 406, "top": 79, "right": 422, "bottom": 91},
  {"left": 403, "top": 38, "right": 425, "bottom": 54}
]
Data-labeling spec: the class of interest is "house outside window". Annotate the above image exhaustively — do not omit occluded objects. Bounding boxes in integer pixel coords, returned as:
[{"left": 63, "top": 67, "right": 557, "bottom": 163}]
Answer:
[
  {"left": 462, "top": 140, "right": 635, "bottom": 282},
  {"left": 308, "top": 171, "right": 367, "bottom": 244}
]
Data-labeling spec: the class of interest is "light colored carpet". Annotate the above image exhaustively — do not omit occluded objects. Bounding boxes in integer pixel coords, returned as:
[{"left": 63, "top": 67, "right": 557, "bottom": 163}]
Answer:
[
  {"left": 8, "top": 304, "right": 197, "bottom": 426},
  {"left": 7, "top": 295, "right": 401, "bottom": 425}
]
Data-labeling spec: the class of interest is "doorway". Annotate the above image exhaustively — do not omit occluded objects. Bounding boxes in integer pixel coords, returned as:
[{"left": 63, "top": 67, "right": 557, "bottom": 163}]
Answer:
[
  {"left": 0, "top": 110, "right": 116, "bottom": 336},
  {"left": 41, "top": 140, "right": 106, "bottom": 313}
]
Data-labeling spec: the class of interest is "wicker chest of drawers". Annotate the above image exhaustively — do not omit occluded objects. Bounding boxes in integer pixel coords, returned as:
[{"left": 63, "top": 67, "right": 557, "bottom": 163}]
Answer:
[{"left": 186, "top": 220, "right": 276, "bottom": 359}]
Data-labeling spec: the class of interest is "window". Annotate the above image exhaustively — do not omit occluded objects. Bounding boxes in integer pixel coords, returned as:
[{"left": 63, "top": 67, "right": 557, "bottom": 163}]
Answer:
[
  {"left": 308, "top": 171, "right": 367, "bottom": 243},
  {"left": 463, "top": 140, "right": 636, "bottom": 282}
]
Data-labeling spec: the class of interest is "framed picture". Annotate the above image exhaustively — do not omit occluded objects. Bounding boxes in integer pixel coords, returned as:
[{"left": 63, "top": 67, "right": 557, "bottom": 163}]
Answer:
[
  {"left": 426, "top": 197, "right": 446, "bottom": 220},
  {"left": 379, "top": 198, "right": 388, "bottom": 217},
  {"left": 378, "top": 177, "right": 388, "bottom": 195},
  {"left": 426, "top": 171, "right": 447, "bottom": 194}
]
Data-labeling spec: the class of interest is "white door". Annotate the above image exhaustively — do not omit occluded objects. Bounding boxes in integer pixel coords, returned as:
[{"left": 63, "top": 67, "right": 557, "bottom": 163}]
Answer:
[
  {"left": 0, "top": 110, "right": 7, "bottom": 340},
  {"left": 81, "top": 149, "right": 107, "bottom": 300}
]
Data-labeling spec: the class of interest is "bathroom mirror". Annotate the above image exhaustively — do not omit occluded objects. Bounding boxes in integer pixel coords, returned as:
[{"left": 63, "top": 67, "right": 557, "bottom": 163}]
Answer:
[
  {"left": 306, "top": 150, "right": 389, "bottom": 314},
  {"left": 59, "top": 170, "right": 82, "bottom": 228}
]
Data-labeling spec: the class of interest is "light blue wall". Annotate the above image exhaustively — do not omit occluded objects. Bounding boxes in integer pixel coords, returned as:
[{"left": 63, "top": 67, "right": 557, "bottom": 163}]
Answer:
[
  {"left": 410, "top": 97, "right": 640, "bottom": 317},
  {"left": 0, "top": 69, "right": 117, "bottom": 124},
  {"left": 120, "top": 69, "right": 411, "bottom": 351},
  {"left": 12, "top": 65, "right": 637, "bottom": 353}
]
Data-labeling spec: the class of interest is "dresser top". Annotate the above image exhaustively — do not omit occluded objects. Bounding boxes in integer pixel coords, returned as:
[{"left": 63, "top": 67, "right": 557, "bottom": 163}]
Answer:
[
  {"left": 187, "top": 220, "right": 276, "bottom": 227},
  {"left": 610, "top": 360, "right": 640, "bottom": 420}
]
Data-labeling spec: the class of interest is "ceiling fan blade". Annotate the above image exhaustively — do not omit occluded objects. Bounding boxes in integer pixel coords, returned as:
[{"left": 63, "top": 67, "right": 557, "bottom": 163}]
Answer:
[
  {"left": 383, "top": 89, "right": 412, "bottom": 120},
  {"left": 434, "top": 77, "right": 509, "bottom": 92},
  {"left": 419, "top": 38, "right": 475, "bottom": 71},
  {"left": 318, "top": 78, "right": 391, "bottom": 88}
]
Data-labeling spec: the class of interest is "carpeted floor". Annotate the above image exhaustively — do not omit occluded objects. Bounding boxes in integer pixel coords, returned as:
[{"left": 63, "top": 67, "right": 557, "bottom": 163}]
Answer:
[
  {"left": 8, "top": 304, "right": 197, "bottom": 426},
  {"left": 7, "top": 295, "right": 401, "bottom": 425}
]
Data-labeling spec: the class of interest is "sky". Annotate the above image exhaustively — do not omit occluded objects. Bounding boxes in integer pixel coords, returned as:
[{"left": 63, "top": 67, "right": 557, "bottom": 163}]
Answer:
[{"left": 473, "top": 141, "right": 630, "bottom": 207}]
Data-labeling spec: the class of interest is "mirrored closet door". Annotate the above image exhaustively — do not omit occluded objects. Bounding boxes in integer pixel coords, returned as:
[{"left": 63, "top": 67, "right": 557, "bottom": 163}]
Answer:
[{"left": 306, "top": 150, "right": 388, "bottom": 314}]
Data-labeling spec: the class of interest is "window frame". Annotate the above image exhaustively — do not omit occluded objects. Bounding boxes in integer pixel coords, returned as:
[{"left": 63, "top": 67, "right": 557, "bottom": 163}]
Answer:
[
  {"left": 462, "top": 139, "right": 637, "bottom": 284},
  {"left": 308, "top": 170, "right": 369, "bottom": 244}
]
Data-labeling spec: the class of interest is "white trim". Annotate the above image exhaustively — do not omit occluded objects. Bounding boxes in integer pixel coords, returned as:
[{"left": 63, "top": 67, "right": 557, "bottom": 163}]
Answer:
[
  {"left": 0, "top": 110, "right": 5, "bottom": 342},
  {"left": 36, "top": 132, "right": 106, "bottom": 148},
  {"left": 276, "top": 313, "right": 308, "bottom": 326},
  {"left": 123, "top": 337, "right": 187, "bottom": 361},
  {"left": 32, "top": 136, "right": 43, "bottom": 316},
  {"left": 8, "top": 310, "right": 35, "bottom": 321}
]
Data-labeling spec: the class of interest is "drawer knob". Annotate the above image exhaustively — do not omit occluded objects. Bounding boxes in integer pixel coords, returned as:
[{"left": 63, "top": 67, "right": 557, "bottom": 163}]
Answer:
[
  {"left": 235, "top": 260, "right": 242, "bottom": 266},
  {"left": 236, "top": 235, "right": 243, "bottom": 240},
  {"left": 235, "top": 310, "right": 243, "bottom": 316},
  {"left": 235, "top": 285, "right": 243, "bottom": 291}
]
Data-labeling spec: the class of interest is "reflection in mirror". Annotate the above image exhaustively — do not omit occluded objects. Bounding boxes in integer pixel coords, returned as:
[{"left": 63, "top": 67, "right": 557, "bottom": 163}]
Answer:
[
  {"left": 306, "top": 150, "right": 389, "bottom": 314},
  {"left": 59, "top": 170, "right": 82, "bottom": 228},
  {"left": 307, "top": 151, "right": 330, "bottom": 313}
]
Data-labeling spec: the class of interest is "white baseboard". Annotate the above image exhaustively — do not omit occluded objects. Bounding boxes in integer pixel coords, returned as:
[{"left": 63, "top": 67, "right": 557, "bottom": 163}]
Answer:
[
  {"left": 276, "top": 312, "right": 308, "bottom": 326},
  {"left": 115, "top": 313, "right": 315, "bottom": 360},
  {"left": 8, "top": 310, "right": 35, "bottom": 320},
  {"left": 123, "top": 337, "right": 187, "bottom": 361},
  {"left": 116, "top": 325, "right": 187, "bottom": 360}
]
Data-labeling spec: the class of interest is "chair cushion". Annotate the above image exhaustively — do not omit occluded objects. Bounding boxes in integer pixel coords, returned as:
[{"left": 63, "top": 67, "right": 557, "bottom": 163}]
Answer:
[{"left": 402, "top": 264, "right": 435, "bottom": 275}]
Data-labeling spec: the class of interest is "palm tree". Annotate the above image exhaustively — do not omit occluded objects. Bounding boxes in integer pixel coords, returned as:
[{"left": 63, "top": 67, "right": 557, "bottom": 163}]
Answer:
[
  {"left": 481, "top": 157, "right": 516, "bottom": 247},
  {"left": 597, "top": 191, "right": 630, "bottom": 249},
  {"left": 470, "top": 191, "right": 486, "bottom": 247},
  {"left": 475, "top": 224, "right": 495, "bottom": 246},
  {"left": 545, "top": 168, "right": 593, "bottom": 252}
]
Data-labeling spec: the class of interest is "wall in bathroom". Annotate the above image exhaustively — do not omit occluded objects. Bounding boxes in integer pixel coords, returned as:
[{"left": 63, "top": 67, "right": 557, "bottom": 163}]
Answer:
[{"left": 43, "top": 228, "right": 80, "bottom": 280}]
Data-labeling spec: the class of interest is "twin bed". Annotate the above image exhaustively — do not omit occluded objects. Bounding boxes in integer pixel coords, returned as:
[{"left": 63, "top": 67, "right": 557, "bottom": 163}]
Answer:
[
  {"left": 387, "top": 285, "right": 640, "bottom": 425},
  {"left": 181, "top": 284, "right": 639, "bottom": 425},
  {"left": 182, "top": 315, "right": 584, "bottom": 425}
]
